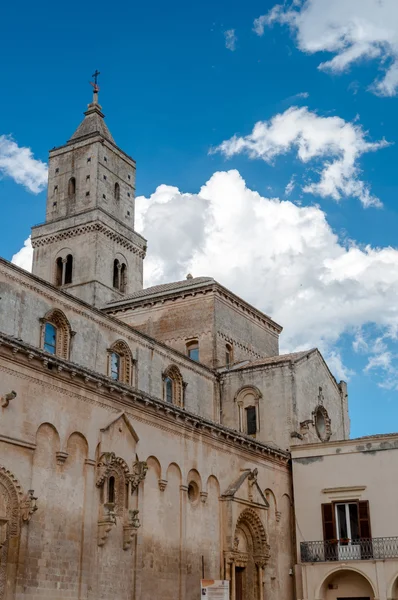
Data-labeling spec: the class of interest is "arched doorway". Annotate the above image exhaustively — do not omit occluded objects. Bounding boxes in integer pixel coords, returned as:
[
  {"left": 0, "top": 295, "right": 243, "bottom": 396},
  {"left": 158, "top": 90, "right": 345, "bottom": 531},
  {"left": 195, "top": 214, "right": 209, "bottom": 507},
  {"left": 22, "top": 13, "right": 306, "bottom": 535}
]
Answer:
[
  {"left": 226, "top": 509, "right": 270, "bottom": 600},
  {"left": 318, "top": 568, "right": 376, "bottom": 600},
  {"left": 390, "top": 573, "right": 398, "bottom": 600}
]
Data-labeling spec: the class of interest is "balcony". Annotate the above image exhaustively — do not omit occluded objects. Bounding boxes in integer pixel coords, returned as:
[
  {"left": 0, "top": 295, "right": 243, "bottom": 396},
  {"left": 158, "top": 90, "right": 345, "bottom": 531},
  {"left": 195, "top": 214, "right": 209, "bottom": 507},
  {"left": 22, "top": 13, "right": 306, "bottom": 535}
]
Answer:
[{"left": 301, "top": 538, "right": 398, "bottom": 563}]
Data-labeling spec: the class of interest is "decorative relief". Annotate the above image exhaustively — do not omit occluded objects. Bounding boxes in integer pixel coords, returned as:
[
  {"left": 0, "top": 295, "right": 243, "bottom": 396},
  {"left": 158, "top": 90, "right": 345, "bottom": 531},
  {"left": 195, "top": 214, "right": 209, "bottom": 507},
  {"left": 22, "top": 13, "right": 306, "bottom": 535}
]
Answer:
[
  {"left": 96, "top": 453, "right": 147, "bottom": 549},
  {"left": 20, "top": 490, "right": 38, "bottom": 522},
  {"left": 31, "top": 223, "right": 146, "bottom": 258}
]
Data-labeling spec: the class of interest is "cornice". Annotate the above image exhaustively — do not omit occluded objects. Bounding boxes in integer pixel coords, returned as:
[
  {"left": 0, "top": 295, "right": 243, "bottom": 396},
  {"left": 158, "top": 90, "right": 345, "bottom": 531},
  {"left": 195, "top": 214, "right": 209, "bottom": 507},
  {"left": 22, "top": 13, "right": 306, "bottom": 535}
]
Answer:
[
  {"left": 31, "top": 222, "right": 146, "bottom": 258},
  {"left": 0, "top": 332, "right": 290, "bottom": 465}
]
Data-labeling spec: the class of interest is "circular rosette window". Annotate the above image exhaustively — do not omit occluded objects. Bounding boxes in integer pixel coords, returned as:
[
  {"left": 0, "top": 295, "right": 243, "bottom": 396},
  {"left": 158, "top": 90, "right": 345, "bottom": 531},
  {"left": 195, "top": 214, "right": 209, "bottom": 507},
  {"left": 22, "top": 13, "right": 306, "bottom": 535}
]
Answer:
[{"left": 314, "top": 405, "right": 332, "bottom": 441}]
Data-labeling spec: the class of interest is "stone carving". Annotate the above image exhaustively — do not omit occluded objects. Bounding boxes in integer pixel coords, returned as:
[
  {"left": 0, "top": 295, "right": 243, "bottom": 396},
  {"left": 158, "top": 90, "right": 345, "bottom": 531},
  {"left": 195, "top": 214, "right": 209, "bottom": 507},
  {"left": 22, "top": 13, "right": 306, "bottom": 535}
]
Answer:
[
  {"left": 96, "top": 454, "right": 147, "bottom": 547},
  {"left": 123, "top": 509, "right": 140, "bottom": 551},
  {"left": 20, "top": 490, "right": 38, "bottom": 522},
  {"left": 248, "top": 468, "right": 258, "bottom": 502},
  {"left": 1, "top": 391, "right": 16, "bottom": 408},
  {"left": 97, "top": 502, "right": 116, "bottom": 547},
  {"left": 128, "top": 461, "right": 148, "bottom": 493}
]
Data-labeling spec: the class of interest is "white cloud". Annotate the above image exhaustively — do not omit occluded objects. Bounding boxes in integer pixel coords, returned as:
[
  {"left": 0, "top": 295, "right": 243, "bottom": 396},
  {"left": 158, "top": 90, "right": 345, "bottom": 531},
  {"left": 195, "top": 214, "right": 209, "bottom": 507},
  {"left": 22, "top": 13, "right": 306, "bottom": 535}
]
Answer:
[
  {"left": 224, "top": 29, "right": 237, "bottom": 51},
  {"left": 285, "top": 176, "right": 295, "bottom": 196},
  {"left": 212, "top": 106, "right": 389, "bottom": 207},
  {"left": 255, "top": 0, "right": 398, "bottom": 96},
  {"left": 136, "top": 170, "right": 398, "bottom": 383},
  {"left": 0, "top": 135, "right": 48, "bottom": 193},
  {"left": 11, "top": 236, "right": 33, "bottom": 272}
]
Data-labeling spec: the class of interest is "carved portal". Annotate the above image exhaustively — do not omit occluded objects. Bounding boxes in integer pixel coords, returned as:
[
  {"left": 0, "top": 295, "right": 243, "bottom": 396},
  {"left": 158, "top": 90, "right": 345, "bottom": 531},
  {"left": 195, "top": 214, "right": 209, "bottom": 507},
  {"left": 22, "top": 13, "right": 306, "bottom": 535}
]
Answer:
[
  {"left": 225, "top": 508, "right": 270, "bottom": 600},
  {"left": 0, "top": 466, "right": 37, "bottom": 599}
]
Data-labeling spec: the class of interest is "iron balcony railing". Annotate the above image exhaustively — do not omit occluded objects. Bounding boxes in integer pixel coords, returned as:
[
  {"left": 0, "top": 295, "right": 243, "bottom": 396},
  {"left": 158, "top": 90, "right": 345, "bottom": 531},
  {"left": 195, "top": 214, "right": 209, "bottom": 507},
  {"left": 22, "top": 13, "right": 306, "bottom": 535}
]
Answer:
[{"left": 301, "top": 538, "right": 398, "bottom": 563}]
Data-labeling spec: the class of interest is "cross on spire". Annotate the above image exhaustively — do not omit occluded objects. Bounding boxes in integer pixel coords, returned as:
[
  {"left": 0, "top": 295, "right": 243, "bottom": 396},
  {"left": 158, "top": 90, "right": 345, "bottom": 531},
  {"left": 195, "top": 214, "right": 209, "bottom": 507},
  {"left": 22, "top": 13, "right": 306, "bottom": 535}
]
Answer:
[{"left": 90, "top": 70, "right": 101, "bottom": 95}]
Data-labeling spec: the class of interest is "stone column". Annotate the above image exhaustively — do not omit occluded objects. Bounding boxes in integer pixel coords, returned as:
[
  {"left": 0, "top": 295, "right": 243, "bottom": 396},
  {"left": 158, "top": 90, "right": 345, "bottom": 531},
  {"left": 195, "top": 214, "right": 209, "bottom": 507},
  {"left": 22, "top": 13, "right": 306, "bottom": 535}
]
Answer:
[
  {"left": 180, "top": 484, "right": 188, "bottom": 600},
  {"left": 61, "top": 257, "right": 67, "bottom": 285},
  {"left": 231, "top": 560, "right": 236, "bottom": 600}
]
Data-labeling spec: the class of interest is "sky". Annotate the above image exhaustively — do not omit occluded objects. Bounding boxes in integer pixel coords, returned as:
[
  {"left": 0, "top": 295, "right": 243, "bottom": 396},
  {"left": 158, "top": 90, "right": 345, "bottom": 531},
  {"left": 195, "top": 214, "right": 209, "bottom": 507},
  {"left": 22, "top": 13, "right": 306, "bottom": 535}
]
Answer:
[{"left": 2, "top": 0, "right": 398, "bottom": 437}]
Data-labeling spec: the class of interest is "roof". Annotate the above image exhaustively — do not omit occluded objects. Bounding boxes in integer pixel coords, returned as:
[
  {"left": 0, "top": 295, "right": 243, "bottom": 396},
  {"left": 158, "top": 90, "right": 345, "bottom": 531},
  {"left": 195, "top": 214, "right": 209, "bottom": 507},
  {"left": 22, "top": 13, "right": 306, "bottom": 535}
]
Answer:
[
  {"left": 68, "top": 99, "right": 115, "bottom": 145},
  {"left": 106, "top": 276, "right": 215, "bottom": 306},
  {"left": 229, "top": 349, "right": 317, "bottom": 371},
  {"left": 105, "top": 275, "right": 282, "bottom": 333}
]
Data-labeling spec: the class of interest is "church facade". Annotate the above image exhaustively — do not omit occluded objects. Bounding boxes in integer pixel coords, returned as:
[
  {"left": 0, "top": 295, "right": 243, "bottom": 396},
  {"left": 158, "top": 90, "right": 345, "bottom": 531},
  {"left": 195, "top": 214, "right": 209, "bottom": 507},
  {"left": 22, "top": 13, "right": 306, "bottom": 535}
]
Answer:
[{"left": 0, "top": 88, "right": 349, "bottom": 600}]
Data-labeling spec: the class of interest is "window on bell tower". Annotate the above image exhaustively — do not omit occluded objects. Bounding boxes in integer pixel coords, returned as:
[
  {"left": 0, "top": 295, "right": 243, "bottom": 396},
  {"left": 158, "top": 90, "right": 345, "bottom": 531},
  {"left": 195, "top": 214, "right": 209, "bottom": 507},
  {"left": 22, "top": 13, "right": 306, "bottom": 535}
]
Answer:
[{"left": 68, "top": 177, "right": 76, "bottom": 196}]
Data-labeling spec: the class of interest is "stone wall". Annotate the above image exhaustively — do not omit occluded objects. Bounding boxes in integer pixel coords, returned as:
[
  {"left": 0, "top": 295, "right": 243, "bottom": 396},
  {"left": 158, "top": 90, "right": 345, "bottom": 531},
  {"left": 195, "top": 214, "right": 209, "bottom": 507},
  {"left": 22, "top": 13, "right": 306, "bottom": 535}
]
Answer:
[
  {"left": 0, "top": 344, "right": 292, "bottom": 600},
  {"left": 0, "top": 259, "right": 216, "bottom": 421},
  {"left": 220, "top": 351, "right": 348, "bottom": 451}
]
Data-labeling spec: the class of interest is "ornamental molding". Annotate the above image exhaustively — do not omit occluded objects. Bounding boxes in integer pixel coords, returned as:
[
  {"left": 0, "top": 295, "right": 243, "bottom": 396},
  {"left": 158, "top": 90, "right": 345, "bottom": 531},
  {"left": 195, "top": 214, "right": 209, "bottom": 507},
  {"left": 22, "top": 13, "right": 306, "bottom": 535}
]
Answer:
[{"left": 31, "top": 222, "right": 146, "bottom": 258}]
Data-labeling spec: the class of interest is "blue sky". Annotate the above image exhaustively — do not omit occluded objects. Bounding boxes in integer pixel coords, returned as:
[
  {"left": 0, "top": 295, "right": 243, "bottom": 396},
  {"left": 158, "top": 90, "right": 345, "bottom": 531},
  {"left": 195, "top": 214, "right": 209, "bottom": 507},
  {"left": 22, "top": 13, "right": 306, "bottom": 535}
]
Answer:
[{"left": 2, "top": 0, "right": 398, "bottom": 437}]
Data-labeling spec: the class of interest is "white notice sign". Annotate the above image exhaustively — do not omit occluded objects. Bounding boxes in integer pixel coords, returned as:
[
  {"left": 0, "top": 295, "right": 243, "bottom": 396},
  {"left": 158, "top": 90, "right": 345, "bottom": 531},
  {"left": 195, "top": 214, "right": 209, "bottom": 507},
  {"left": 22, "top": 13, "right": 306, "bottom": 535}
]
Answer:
[{"left": 201, "top": 580, "right": 229, "bottom": 599}]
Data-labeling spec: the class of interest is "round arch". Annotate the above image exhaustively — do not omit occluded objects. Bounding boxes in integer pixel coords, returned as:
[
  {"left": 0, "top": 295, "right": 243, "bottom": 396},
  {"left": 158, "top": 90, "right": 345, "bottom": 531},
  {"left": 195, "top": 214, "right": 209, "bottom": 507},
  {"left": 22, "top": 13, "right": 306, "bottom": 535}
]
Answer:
[
  {"left": 315, "top": 566, "right": 377, "bottom": 599},
  {"left": 235, "top": 508, "right": 269, "bottom": 560},
  {"left": 387, "top": 570, "right": 398, "bottom": 599}
]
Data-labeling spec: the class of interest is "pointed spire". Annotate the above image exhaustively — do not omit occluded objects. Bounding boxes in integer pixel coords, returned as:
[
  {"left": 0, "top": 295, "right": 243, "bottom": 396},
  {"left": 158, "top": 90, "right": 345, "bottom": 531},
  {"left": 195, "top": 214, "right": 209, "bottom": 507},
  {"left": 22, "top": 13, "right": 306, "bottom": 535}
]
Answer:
[{"left": 68, "top": 71, "right": 115, "bottom": 145}]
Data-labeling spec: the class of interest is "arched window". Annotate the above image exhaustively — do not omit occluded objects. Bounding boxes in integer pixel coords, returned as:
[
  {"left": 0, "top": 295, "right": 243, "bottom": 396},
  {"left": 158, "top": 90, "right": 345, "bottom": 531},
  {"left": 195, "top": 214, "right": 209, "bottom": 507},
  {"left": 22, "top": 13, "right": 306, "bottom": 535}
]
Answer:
[
  {"left": 107, "top": 340, "right": 134, "bottom": 384},
  {"left": 40, "top": 309, "right": 72, "bottom": 360},
  {"left": 165, "top": 377, "right": 173, "bottom": 403},
  {"left": 55, "top": 257, "right": 63, "bottom": 286},
  {"left": 108, "top": 476, "right": 115, "bottom": 504},
  {"left": 120, "top": 263, "right": 127, "bottom": 293},
  {"left": 114, "top": 182, "right": 120, "bottom": 200},
  {"left": 68, "top": 177, "right": 76, "bottom": 196},
  {"left": 43, "top": 323, "right": 57, "bottom": 355},
  {"left": 186, "top": 340, "right": 199, "bottom": 362},
  {"left": 55, "top": 254, "right": 73, "bottom": 286},
  {"left": 246, "top": 406, "right": 257, "bottom": 435},
  {"left": 113, "top": 259, "right": 120, "bottom": 289},
  {"left": 113, "top": 259, "right": 127, "bottom": 292},
  {"left": 64, "top": 254, "right": 73, "bottom": 285},
  {"left": 235, "top": 386, "right": 262, "bottom": 436},
  {"left": 225, "top": 343, "right": 233, "bottom": 367},
  {"left": 110, "top": 352, "right": 120, "bottom": 381},
  {"left": 162, "top": 365, "right": 184, "bottom": 406}
]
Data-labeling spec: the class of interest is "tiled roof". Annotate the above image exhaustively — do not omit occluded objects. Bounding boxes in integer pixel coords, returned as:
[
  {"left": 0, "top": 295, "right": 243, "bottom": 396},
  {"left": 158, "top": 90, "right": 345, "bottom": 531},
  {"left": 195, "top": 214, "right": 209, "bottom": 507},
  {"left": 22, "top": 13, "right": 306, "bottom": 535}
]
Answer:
[
  {"left": 106, "top": 276, "right": 215, "bottom": 306},
  {"left": 230, "top": 349, "right": 317, "bottom": 371}
]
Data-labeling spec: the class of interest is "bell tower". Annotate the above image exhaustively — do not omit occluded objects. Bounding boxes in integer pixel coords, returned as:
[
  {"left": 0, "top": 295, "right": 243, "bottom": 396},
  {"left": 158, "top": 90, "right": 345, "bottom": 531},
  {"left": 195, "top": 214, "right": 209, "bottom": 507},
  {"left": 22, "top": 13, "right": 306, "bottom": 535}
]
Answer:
[{"left": 31, "top": 75, "right": 146, "bottom": 307}]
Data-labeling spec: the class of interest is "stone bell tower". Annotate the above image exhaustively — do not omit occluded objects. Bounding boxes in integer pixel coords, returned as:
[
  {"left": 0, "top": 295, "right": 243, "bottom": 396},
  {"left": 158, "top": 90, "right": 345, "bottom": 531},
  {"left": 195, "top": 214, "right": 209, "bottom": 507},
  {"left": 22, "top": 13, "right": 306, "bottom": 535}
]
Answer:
[{"left": 31, "top": 74, "right": 146, "bottom": 307}]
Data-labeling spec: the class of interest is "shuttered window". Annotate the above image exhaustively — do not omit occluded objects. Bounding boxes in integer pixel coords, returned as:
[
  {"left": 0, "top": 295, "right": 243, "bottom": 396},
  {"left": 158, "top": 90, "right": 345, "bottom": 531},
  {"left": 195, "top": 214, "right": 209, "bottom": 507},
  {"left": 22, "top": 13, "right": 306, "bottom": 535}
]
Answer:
[
  {"left": 321, "top": 501, "right": 371, "bottom": 540},
  {"left": 358, "top": 500, "right": 372, "bottom": 538},
  {"left": 322, "top": 503, "right": 336, "bottom": 540}
]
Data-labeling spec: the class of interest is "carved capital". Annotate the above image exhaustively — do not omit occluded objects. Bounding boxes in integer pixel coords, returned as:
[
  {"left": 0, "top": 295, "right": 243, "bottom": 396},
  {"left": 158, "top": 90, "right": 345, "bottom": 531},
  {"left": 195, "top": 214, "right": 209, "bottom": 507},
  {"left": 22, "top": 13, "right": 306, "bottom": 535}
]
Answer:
[
  {"left": 275, "top": 511, "right": 282, "bottom": 522},
  {"left": 158, "top": 479, "right": 168, "bottom": 492},
  {"left": 128, "top": 461, "right": 148, "bottom": 493},
  {"left": 200, "top": 491, "right": 208, "bottom": 504},
  {"left": 56, "top": 451, "right": 69, "bottom": 465}
]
